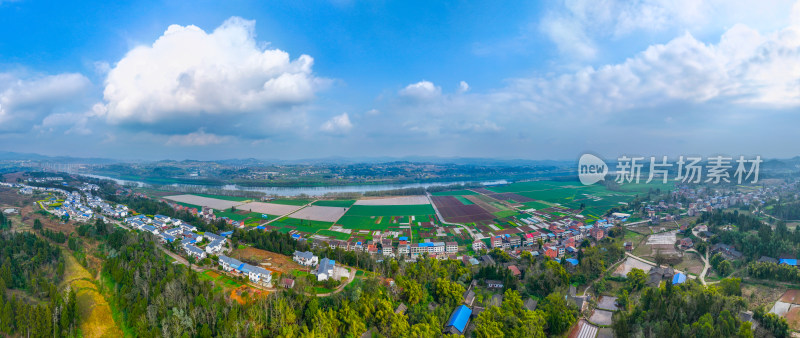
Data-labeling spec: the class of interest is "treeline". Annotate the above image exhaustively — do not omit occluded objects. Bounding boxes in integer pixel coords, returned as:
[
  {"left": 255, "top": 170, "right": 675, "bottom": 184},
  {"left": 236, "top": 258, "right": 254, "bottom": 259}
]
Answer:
[
  {"left": 612, "top": 280, "right": 752, "bottom": 337},
  {"left": 99, "top": 231, "right": 476, "bottom": 336},
  {"left": 708, "top": 210, "right": 800, "bottom": 260},
  {"left": 746, "top": 261, "right": 800, "bottom": 283},
  {"left": 232, "top": 229, "right": 309, "bottom": 256},
  {"left": 699, "top": 209, "right": 764, "bottom": 232},
  {"left": 767, "top": 200, "right": 800, "bottom": 221},
  {"left": 0, "top": 212, "right": 11, "bottom": 229},
  {"left": 0, "top": 232, "right": 79, "bottom": 338},
  {"left": 754, "top": 307, "right": 790, "bottom": 338}
]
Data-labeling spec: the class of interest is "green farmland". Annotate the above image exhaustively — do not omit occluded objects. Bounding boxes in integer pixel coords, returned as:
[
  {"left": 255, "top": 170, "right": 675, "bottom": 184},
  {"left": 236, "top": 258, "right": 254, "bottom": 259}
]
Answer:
[{"left": 313, "top": 200, "right": 356, "bottom": 207}]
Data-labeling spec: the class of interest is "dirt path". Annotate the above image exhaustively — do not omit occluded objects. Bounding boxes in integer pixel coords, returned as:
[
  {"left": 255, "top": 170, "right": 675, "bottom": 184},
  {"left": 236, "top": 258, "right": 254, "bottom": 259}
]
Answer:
[
  {"left": 686, "top": 249, "right": 710, "bottom": 286},
  {"left": 61, "top": 252, "right": 123, "bottom": 338}
]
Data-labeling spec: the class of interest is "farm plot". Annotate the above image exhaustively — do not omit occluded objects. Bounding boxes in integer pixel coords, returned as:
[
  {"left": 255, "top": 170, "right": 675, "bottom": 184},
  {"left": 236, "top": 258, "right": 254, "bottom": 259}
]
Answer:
[
  {"left": 344, "top": 204, "right": 435, "bottom": 216},
  {"left": 272, "top": 217, "right": 334, "bottom": 233},
  {"left": 337, "top": 204, "right": 436, "bottom": 230},
  {"left": 354, "top": 195, "right": 430, "bottom": 205},
  {"left": 313, "top": 200, "right": 356, "bottom": 207},
  {"left": 469, "top": 188, "right": 497, "bottom": 195},
  {"left": 432, "top": 196, "right": 495, "bottom": 224},
  {"left": 268, "top": 199, "right": 312, "bottom": 206},
  {"left": 289, "top": 205, "right": 348, "bottom": 222},
  {"left": 431, "top": 190, "right": 479, "bottom": 196},
  {"left": 237, "top": 201, "right": 303, "bottom": 215},
  {"left": 465, "top": 194, "right": 506, "bottom": 213},
  {"left": 487, "top": 192, "right": 534, "bottom": 203},
  {"left": 164, "top": 194, "right": 243, "bottom": 210}
]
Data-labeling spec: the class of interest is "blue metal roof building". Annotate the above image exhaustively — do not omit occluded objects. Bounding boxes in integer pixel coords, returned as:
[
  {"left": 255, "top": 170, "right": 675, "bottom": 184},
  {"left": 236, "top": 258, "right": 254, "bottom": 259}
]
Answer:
[
  {"left": 445, "top": 305, "right": 472, "bottom": 335},
  {"left": 780, "top": 259, "right": 797, "bottom": 266},
  {"left": 672, "top": 272, "right": 686, "bottom": 285}
]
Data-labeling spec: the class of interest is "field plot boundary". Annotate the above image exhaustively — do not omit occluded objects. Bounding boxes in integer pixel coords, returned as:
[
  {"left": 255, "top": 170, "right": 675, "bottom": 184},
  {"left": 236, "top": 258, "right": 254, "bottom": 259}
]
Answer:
[
  {"left": 237, "top": 201, "right": 304, "bottom": 215},
  {"left": 432, "top": 195, "right": 495, "bottom": 224},
  {"left": 289, "top": 205, "right": 349, "bottom": 222},
  {"left": 354, "top": 195, "right": 430, "bottom": 205},
  {"left": 164, "top": 194, "right": 244, "bottom": 210}
]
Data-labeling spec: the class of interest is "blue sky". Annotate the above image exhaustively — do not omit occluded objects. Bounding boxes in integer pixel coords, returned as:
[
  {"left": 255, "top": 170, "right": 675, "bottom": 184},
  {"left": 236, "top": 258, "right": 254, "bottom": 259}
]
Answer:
[{"left": 1, "top": 0, "right": 799, "bottom": 161}]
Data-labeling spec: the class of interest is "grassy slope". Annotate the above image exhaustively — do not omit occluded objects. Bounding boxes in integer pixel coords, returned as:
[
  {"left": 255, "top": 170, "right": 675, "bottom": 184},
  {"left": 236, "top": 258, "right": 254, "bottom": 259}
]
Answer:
[{"left": 61, "top": 252, "right": 124, "bottom": 337}]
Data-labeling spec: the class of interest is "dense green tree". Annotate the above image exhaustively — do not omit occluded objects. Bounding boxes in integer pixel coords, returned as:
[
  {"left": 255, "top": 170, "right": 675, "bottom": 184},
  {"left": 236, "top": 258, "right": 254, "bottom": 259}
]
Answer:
[{"left": 540, "top": 292, "right": 575, "bottom": 335}]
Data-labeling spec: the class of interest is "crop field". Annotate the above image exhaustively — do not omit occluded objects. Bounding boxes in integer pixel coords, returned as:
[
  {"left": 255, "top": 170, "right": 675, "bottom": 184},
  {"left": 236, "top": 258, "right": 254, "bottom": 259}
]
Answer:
[
  {"left": 480, "top": 180, "right": 673, "bottom": 220},
  {"left": 191, "top": 193, "right": 252, "bottom": 202},
  {"left": 289, "top": 205, "right": 348, "bottom": 222},
  {"left": 354, "top": 195, "right": 430, "bottom": 205},
  {"left": 313, "top": 199, "right": 356, "bottom": 207},
  {"left": 336, "top": 204, "right": 435, "bottom": 230},
  {"left": 486, "top": 192, "right": 534, "bottom": 203},
  {"left": 316, "top": 229, "right": 352, "bottom": 240},
  {"left": 464, "top": 195, "right": 506, "bottom": 213},
  {"left": 431, "top": 195, "right": 495, "bottom": 224},
  {"left": 454, "top": 195, "right": 474, "bottom": 205},
  {"left": 271, "top": 217, "right": 334, "bottom": 233},
  {"left": 344, "top": 204, "right": 435, "bottom": 216},
  {"left": 493, "top": 210, "right": 518, "bottom": 218},
  {"left": 237, "top": 201, "right": 303, "bottom": 215},
  {"left": 431, "top": 190, "right": 479, "bottom": 196},
  {"left": 164, "top": 194, "right": 243, "bottom": 210},
  {"left": 520, "top": 200, "right": 553, "bottom": 210},
  {"left": 469, "top": 188, "right": 497, "bottom": 194},
  {"left": 268, "top": 199, "right": 312, "bottom": 206},
  {"left": 214, "top": 210, "right": 262, "bottom": 221}
]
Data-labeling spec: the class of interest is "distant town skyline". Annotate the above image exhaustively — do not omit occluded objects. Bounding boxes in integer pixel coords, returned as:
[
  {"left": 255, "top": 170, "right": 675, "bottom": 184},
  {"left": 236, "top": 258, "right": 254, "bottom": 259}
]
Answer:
[{"left": 1, "top": 1, "right": 800, "bottom": 161}]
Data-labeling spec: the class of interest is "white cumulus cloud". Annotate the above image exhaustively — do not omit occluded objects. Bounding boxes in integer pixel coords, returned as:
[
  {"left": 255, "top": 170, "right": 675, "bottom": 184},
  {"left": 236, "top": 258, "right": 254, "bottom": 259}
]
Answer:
[
  {"left": 399, "top": 80, "right": 441, "bottom": 100},
  {"left": 320, "top": 113, "right": 353, "bottom": 134},
  {"left": 103, "top": 17, "right": 323, "bottom": 127}
]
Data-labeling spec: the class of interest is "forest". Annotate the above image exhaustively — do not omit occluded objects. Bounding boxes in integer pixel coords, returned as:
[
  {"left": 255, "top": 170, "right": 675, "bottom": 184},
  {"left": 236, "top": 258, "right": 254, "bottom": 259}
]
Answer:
[
  {"left": 612, "top": 280, "right": 752, "bottom": 337},
  {"left": 0, "top": 232, "right": 78, "bottom": 338}
]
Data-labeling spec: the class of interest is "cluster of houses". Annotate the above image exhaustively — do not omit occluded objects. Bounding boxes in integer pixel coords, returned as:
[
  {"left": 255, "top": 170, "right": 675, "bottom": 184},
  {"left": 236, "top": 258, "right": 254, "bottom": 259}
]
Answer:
[
  {"left": 85, "top": 193, "right": 129, "bottom": 218},
  {"left": 218, "top": 255, "right": 272, "bottom": 286},
  {"left": 123, "top": 214, "right": 230, "bottom": 259},
  {"left": 482, "top": 220, "right": 614, "bottom": 259},
  {"left": 165, "top": 201, "right": 247, "bottom": 228},
  {"left": 51, "top": 191, "right": 96, "bottom": 222},
  {"left": 671, "top": 186, "right": 772, "bottom": 217},
  {"left": 292, "top": 251, "right": 337, "bottom": 281},
  {"left": 315, "top": 237, "right": 460, "bottom": 259}
]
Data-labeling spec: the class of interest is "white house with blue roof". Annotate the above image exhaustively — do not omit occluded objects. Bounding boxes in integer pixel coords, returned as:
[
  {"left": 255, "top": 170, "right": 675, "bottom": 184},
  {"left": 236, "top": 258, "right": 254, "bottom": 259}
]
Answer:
[{"left": 315, "top": 258, "right": 336, "bottom": 281}]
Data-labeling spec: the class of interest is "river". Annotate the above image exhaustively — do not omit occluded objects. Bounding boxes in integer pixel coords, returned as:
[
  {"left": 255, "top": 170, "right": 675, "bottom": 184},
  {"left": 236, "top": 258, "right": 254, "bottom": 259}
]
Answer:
[{"left": 80, "top": 174, "right": 508, "bottom": 197}]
